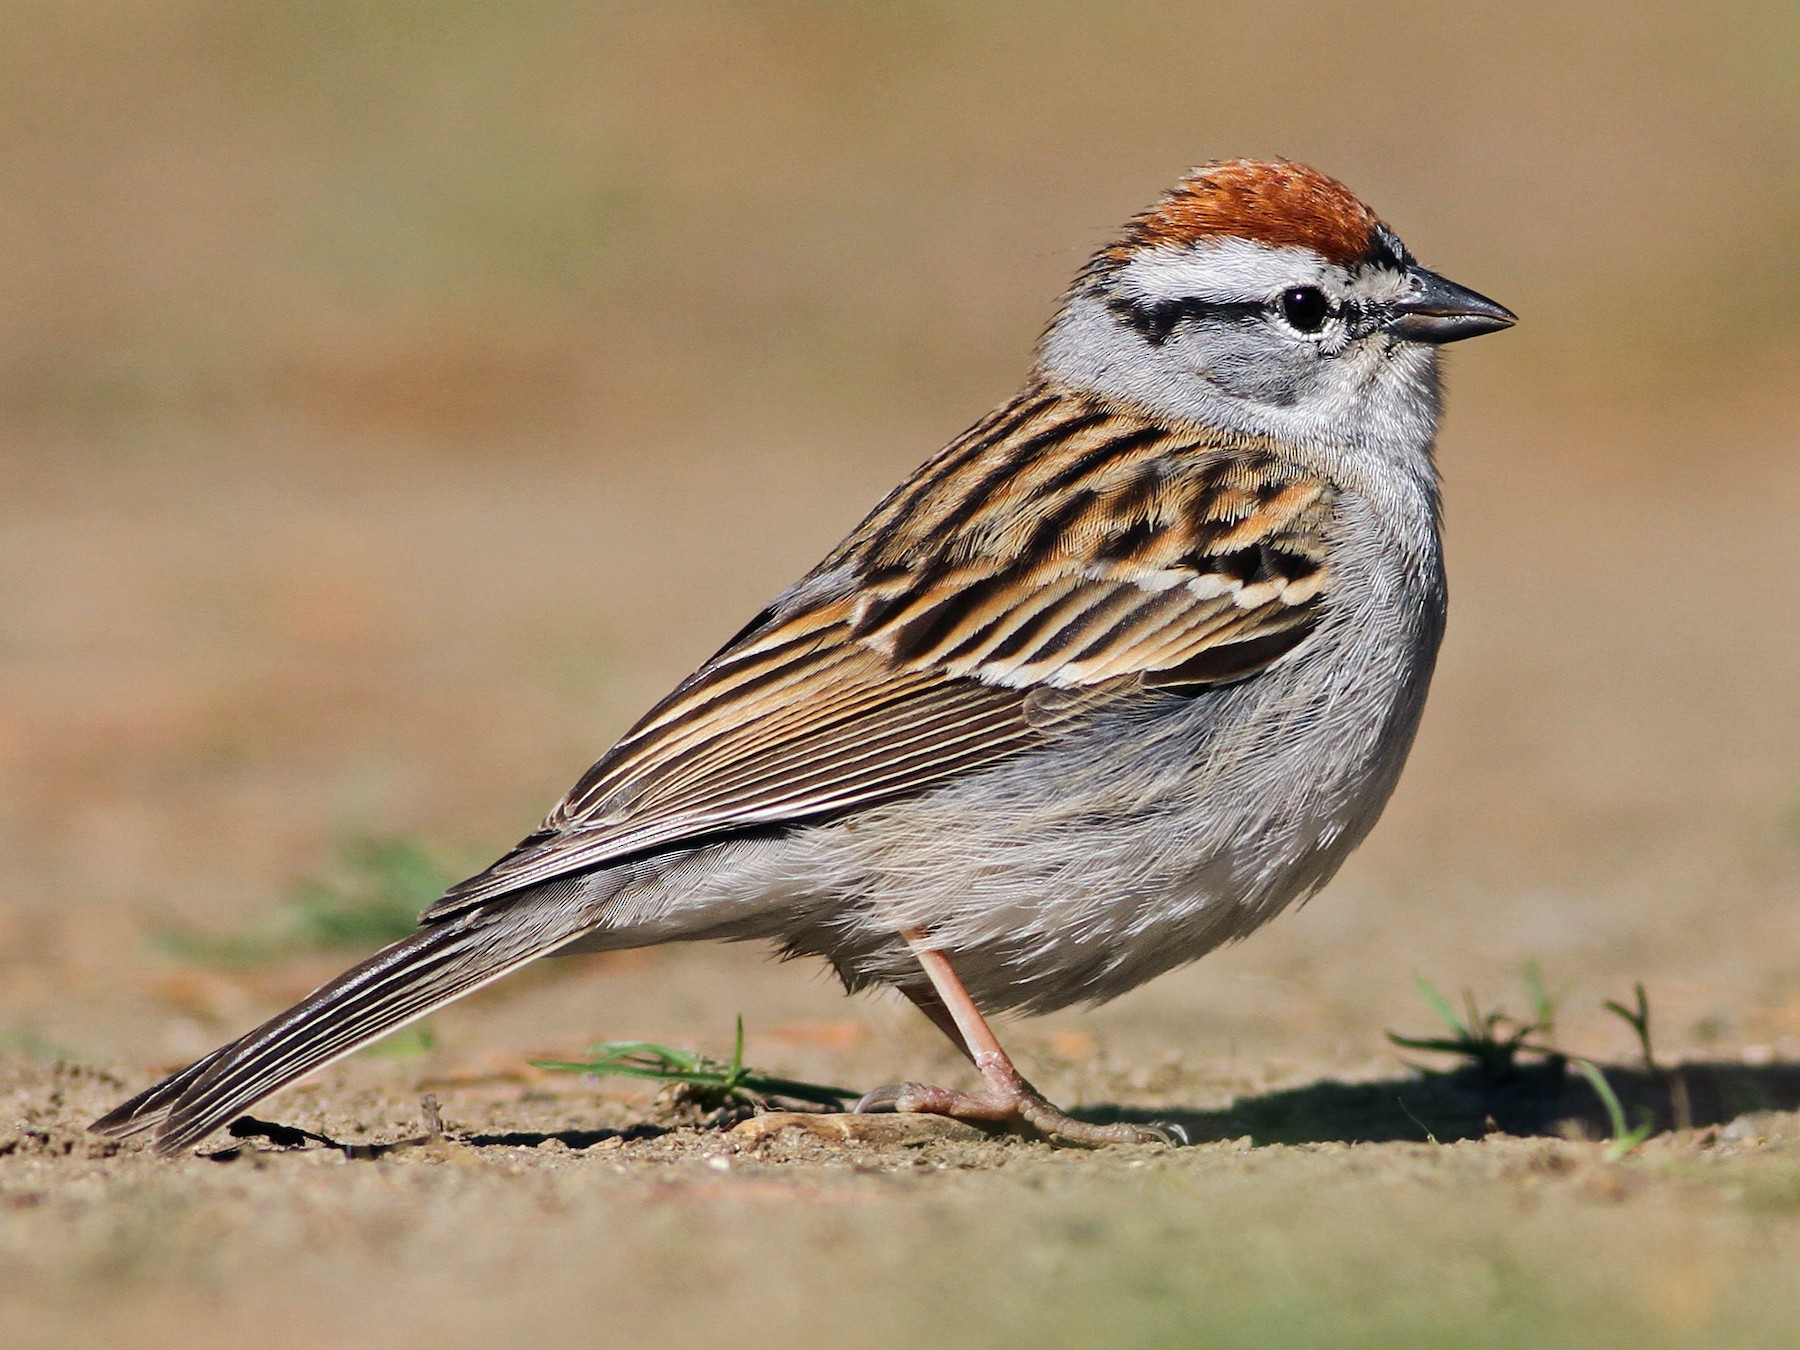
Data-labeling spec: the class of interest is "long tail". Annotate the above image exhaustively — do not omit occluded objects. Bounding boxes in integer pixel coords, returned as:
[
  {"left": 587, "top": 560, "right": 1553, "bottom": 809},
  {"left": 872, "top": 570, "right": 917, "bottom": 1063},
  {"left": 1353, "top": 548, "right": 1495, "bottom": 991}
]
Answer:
[{"left": 91, "top": 902, "right": 588, "bottom": 1155}]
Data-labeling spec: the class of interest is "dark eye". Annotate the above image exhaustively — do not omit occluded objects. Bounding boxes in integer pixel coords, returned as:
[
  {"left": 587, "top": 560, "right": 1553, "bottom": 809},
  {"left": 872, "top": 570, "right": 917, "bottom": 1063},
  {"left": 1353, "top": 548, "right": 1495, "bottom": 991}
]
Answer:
[{"left": 1279, "top": 286, "right": 1331, "bottom": 333}]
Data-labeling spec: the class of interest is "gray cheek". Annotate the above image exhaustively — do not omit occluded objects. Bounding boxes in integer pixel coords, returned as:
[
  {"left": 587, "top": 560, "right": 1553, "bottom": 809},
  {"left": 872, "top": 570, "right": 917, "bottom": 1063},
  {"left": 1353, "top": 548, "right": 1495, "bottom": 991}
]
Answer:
[{"left": 1180, "top": 326, "right": 1318, "bottom": 409}]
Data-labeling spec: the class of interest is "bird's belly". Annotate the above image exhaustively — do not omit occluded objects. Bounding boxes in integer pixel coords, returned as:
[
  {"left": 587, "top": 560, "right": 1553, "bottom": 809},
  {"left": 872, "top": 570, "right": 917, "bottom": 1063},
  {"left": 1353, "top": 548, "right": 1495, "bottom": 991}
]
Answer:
[{"left": 812, "top": 621, "right": 1433, "bottom": 1013}]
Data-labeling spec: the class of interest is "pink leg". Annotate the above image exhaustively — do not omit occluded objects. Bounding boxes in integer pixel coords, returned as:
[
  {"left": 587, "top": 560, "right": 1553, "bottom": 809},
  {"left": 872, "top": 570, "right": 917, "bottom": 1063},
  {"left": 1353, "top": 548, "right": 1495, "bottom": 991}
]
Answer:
[
  {"left": 859, "top": 928, "right": 1177, "bottom": 1146},
  {"left": 896, "top": 982, "right": 976, "bottom": 1063}
]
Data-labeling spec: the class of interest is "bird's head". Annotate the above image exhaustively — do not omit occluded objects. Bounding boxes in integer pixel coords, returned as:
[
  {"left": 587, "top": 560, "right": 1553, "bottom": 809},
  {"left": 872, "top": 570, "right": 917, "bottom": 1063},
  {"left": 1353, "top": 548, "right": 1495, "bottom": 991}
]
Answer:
[{"left": 1039, "top": 159, "right": 1515, "bottom": 455}]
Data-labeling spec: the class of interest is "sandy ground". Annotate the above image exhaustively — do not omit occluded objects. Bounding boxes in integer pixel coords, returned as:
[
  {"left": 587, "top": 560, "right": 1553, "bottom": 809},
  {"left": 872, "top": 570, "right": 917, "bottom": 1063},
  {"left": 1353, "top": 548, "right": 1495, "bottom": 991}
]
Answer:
[
  {"left": 5, "top": 1056, "right": 1800, "bottom": 1349},
  {"left": 5, "top": 376, "right": 1800, "bottom": 1347}
]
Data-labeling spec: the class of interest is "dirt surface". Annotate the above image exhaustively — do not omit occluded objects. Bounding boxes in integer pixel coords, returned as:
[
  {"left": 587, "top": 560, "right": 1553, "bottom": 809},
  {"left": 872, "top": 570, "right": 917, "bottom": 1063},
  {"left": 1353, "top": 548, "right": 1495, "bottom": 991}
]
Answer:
[
  {"left": 6, "top": 1058, "right": 1800, "bottom": 1350},
  {"left": 8, "top": 5, "right": 1800, "bottom": 1346}
]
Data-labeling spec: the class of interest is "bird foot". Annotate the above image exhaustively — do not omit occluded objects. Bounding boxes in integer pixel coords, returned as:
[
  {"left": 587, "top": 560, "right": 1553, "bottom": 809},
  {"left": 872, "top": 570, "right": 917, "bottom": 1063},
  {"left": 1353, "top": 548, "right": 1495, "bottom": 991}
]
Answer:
[
  {"left": 873, "top": 940, "right": 1185, "bottom": 1147},
  {"left": 853, "top": 1076, "right": 1182, "bottom": 1148}
]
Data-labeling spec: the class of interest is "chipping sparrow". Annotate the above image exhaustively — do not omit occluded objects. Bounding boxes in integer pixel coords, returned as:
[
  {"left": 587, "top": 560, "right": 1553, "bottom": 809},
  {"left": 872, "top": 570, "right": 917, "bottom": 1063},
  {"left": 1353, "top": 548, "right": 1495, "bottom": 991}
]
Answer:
[{"left": 94, "top": 159, "right": 1514, "bottom": 1152}]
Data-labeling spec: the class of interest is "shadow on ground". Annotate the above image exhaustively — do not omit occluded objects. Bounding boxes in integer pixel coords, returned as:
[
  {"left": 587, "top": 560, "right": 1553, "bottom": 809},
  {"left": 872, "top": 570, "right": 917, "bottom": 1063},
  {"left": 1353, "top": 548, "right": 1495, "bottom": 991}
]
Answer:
[
  {"left": 195, "top": 1060, "right": 1800, "bottom": 1159},
  {"left": 1089, "top": 1060, "right": 1800, "bottom": 1146}
]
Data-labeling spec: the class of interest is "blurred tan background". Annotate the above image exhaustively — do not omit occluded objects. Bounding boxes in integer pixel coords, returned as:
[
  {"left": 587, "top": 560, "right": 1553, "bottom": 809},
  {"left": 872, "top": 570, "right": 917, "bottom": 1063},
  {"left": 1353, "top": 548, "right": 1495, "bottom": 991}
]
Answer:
[{"left": 3, "top": 0, "right": 1799, "bottom": 1079}]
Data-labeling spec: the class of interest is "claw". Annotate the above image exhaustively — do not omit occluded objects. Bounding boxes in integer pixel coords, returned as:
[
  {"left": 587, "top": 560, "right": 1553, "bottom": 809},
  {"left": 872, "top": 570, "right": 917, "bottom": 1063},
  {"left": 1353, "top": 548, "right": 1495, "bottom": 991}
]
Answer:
[{"left": 853, "top": 1083, "right": 908, "bottom": 1114}]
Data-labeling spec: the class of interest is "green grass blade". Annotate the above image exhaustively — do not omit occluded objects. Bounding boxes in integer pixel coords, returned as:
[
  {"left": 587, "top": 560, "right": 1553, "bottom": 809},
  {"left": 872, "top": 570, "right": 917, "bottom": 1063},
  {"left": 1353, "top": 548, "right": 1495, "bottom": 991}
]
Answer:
[
  {"left": 1572, "top": 1059, "right": 1654, "bottom": 1160},
  {"left": 1521, "top": 959, "right": 1558, "bottom": 1034},
  {"left": 533, "top": 1022, "right": 857, "bottom": 1109},
  {"left": 1411, "top": 973, "right": 1469, "bottom": 1039}
]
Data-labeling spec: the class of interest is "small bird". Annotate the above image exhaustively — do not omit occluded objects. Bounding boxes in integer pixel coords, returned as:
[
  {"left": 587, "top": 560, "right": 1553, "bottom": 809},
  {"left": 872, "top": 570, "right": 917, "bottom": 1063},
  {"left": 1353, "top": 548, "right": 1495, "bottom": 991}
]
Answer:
[{"left": 94, "top": 159, "right": 1513, "bottom": 1152}]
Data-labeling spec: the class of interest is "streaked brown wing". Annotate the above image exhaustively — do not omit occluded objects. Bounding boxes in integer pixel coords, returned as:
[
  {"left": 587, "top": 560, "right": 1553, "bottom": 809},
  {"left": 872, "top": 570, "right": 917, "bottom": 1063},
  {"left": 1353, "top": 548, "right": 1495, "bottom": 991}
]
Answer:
[
  {"left": 831, "top": 388, "right": 1335, "bottom": 691},
  {"left": 427, "top": 388, "right": 1335, "bottom": 920},
  {"left": 426, "top": 606, "right": 1055, "bottom": 916}
]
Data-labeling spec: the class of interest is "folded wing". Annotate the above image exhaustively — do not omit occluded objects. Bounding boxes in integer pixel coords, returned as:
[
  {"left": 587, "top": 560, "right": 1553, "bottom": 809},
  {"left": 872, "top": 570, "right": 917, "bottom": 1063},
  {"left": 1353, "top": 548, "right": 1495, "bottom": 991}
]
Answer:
[{"left": 429, "top": 393, "right": 1335, "bottom": 920}]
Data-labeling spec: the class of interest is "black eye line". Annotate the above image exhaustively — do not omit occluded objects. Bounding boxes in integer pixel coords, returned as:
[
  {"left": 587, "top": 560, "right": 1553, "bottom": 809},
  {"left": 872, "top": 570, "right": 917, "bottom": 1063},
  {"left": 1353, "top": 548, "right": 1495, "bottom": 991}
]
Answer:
[
  {"left": 1108, "top": 294, "right": 1264, "bottom": 346},
  {"left": 1343, "top": 300, "right": 1385, "bottom": 339},
  {"left": 1111, "top": 291, "right": 1385, "bottom": 347}
]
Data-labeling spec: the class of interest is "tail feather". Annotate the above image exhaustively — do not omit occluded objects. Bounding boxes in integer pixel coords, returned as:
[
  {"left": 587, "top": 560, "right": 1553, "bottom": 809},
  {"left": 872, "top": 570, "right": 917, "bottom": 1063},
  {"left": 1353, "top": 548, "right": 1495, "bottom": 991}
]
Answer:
[
  {"left": 94, "top": 903, "right": 588, "bottom": 1155},
  {"left": 89, "top": 1042, "right": 237, "bottom": 1141}
]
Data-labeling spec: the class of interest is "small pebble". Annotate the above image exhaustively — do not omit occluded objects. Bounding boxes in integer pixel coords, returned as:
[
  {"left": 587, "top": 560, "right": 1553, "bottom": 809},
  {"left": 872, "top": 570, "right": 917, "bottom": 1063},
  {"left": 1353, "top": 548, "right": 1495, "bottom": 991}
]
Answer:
[{"left": 1720, "top": 1113, "right": 1787, "bottom": 1144}]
